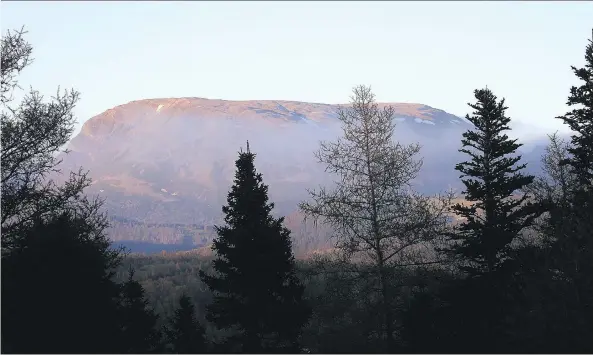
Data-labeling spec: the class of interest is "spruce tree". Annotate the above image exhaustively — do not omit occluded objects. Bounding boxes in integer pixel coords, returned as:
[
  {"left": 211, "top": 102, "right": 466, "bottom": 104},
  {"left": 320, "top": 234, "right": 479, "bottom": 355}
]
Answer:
[
  {"left": 165, "top": 294, "right": 207, "bottom": 354},
  {"left": 446, "top": 88, "right": 541, "bottom": 275},
  {"left": 550, "top": 31, "right": 593, "bottom": 352},
  {"left": 118, "top": 268, "right": 163, "bottom": 353},
  {"left": 424, "top": 88, "right": 544, "bottom": 352},
  {"left": 557, "top": 31, "right": 593, "bottom": 186},
  {"left": 199, "top": 142, "right": 310, "bottom": 353}
]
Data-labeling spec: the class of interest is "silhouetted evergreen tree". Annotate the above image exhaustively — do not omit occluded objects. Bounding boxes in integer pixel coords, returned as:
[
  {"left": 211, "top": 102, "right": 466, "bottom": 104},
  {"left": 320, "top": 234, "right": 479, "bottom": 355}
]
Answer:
[
  {"left": 1, "top": 212, "right": 124, "bottom": 353},
  {"left": 445, "top": 88, "right": 541, "bottom": 275},
  {"left": 407, "top": 88, "right": 544, "bottom": 353},
  {"left": 558, "top": 32, "right": 593, "bottom": 186},
  {"left": 118, "top": 268, "right": 163, "bottom": 353},
  {"left": 199, "top": 142, "right": 311, "bottom": 353},
  {"left": 164, "top": 294, "right": 207, "bottom": 354},
  {"left": 1, "top": 27, "right": 130, "bottom": 354},
  {"left": 548, "top": 30, "right": 593, "bottom": 353}
]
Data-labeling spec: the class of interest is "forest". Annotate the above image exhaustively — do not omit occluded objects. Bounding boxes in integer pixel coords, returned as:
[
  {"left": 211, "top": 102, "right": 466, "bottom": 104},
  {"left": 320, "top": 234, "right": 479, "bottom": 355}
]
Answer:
[{"left": 1, "top": 26, "right": 592, "bottom": 354}]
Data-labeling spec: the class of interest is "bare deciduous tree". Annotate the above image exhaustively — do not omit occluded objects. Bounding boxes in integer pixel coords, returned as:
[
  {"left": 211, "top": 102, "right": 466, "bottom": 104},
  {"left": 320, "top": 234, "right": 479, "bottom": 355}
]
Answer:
[
  {"left": 522, "top": 133, "right": 579, "bottom": 245},
  {"left": 299, "top": 85, "right": 452, "bottom": 350},
  {"left": 1, "top": 27, "right": 107, "bottom": 252},
  {"left": 525, "top": 133, "right": 577, "bottom": 208}
]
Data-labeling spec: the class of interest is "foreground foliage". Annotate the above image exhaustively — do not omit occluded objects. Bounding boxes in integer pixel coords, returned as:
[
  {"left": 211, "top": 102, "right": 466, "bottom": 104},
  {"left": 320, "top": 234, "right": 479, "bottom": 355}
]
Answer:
[{"left": 2, "top": 26, "right": 592, "bottom": 354}]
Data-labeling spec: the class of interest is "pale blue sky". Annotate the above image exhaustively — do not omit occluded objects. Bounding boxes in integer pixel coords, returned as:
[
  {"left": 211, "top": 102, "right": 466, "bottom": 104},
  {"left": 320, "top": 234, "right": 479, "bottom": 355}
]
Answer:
[{"left": 2, "top": 1, "right": 592, "bottom": 137}]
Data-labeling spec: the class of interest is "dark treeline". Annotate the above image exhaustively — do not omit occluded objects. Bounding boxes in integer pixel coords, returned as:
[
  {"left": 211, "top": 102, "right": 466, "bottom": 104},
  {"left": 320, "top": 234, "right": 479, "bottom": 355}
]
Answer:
[{"left": 1, "top": 26, "right": 592, "bottom": 354}]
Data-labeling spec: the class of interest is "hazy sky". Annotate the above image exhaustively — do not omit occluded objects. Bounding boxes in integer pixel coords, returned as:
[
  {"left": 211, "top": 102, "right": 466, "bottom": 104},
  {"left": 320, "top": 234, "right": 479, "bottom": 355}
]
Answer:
[{"left": 2, "top": 1, "right": 592, "bottom": 137}]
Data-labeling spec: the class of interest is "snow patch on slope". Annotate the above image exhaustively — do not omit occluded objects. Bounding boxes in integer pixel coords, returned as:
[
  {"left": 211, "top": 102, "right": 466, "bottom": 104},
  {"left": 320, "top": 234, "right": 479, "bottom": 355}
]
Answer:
[{"left": 414, "top": 118, "right": 436, "bottom": 125}]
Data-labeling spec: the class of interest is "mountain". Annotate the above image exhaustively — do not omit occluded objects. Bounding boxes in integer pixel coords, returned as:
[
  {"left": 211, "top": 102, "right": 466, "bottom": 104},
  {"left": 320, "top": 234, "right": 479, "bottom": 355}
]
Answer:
[{"left": 54, "top": 97, "right": 547, "bottom": 255}]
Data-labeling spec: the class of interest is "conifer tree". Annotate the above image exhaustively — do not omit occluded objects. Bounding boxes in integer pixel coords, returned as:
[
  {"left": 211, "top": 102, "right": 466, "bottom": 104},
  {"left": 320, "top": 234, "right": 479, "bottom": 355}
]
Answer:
[
  {"left": 1, "top": 212, "right": 124, "bottom": 353},
  {"left": 199, "top": 142, "right": 310, "bottom": 353},
  {"left": 557, "top": 31, "right": 593, "bottom": 186},
  {"left": 418, "top": 88, "right": 545, "bottom": 352},
  {"left": 118, "top": 268, "right": 163, "bottom": 353},
  {"left": 446, "top": 88, "right": 541, "bottom": 275},
  {"left": 550, "top": 31, "right": 593, "bottom": 352},
  {"left": 165, "top": 294, "right": 207, "bottom": 354}
]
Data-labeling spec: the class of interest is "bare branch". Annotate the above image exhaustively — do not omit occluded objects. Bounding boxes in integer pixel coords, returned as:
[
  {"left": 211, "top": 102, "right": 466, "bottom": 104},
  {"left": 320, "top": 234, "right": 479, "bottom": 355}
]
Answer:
[{"left": 299, "top": 85, "right": 453, "bottom": 347}]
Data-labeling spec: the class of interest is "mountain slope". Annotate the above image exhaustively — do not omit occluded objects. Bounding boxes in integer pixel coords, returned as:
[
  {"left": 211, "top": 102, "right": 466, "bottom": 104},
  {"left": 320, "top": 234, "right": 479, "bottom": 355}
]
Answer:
[{"left": 54, "top": 97, "right": 542, "bottom": 252}]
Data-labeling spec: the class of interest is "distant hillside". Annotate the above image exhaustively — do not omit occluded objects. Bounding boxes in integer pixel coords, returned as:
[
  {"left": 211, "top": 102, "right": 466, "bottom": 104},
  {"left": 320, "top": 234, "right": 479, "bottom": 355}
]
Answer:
[{"left": 53, "top": 97, "right": 548, "bottom": 253}]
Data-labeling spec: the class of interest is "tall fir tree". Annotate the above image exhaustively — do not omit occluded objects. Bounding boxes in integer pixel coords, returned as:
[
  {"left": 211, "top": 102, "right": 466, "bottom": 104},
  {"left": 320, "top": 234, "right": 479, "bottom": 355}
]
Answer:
[
  {"left": 446, "top": 88, "right": 541, "bottom": 276},
  {"left": 557, "top": 31, "right": 593, "bottom": 186},
  {"left": 419, "top": 88, "right": 545, "bottom": 352},
  {"left": 550, "top": 30, "right": 593, "bottom": 353},
  {"left": 164, "top": 294, "right": 207, "bottom": 354},
  {"left": 199, "top": 142, "right": 311, "bottom": 353},
  {"left": 118, "top": 268, "right": 163, "bottom": 353}
]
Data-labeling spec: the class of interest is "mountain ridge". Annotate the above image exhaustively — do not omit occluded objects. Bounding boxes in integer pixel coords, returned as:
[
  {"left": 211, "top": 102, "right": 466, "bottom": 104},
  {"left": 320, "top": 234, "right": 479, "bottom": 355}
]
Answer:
[
  {"left": 77, "top": 97, "right": 467, "bottom": 138},
  {"left": 54, "top": 96, "right": 544, "bottom": 253}
]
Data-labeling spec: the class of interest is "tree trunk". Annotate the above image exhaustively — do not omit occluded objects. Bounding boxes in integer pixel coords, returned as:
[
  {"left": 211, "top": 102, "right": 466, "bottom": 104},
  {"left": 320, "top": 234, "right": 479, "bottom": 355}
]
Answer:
[{"left": 377, "top": 254, "right": 396, "bottom": 352}]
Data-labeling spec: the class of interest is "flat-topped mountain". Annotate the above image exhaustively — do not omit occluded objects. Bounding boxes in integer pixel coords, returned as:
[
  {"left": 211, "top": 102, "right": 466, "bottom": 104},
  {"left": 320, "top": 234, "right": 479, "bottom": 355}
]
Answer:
[
  {"left": 53, "top": 97, "right": 542, "bottom": 253},
  {"left": 77, "top": 98, "right": 468, "bottom": 131}
]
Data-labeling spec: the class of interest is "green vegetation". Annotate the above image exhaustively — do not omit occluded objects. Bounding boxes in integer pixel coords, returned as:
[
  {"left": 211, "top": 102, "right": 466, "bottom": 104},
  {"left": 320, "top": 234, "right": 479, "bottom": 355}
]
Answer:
[{"left": 1, "top": 26, "right": 592, "bottom": 354}]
